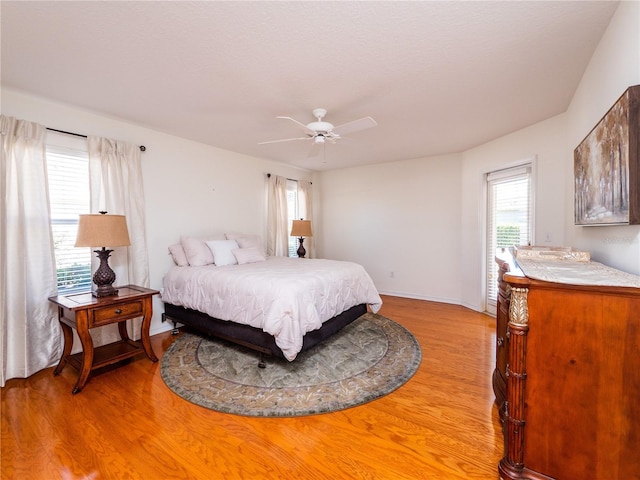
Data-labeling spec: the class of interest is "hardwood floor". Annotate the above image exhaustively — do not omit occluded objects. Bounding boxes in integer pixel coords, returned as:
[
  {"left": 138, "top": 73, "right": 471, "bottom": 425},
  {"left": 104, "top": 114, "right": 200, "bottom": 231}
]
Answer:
[{"left": 1, "top": 295, "right": 503, "bottom": 480}]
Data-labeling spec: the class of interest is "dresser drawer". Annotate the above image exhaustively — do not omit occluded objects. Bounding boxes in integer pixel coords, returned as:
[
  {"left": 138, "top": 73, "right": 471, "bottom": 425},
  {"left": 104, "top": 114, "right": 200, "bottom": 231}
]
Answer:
[{"left": 91, "top": 301, "right": 144, "bottom": 327}]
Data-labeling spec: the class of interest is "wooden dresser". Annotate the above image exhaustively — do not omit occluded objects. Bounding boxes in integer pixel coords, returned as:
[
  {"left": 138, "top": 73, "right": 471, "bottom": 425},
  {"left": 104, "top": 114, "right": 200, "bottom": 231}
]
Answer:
[{"left": 493, "top": 249, "right": 640, "bottom": 480}]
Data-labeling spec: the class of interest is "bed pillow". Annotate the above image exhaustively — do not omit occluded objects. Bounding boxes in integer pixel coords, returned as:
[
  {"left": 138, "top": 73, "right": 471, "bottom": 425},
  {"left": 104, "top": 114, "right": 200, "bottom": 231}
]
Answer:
[
  {"left": 181, "top": 236, "right": 215, "bottom": 266},
  {"left": 168, "top": 244, "right": 189, "bottom": 267},
  {"left": 206, "top": 239, "right": 240, "bottom": 266},
  {"left": 232, "top": 247, "right": 266, "bottom": 265},
  {"left": 224, "top": 232, "right": 266, "bottom": 257}
]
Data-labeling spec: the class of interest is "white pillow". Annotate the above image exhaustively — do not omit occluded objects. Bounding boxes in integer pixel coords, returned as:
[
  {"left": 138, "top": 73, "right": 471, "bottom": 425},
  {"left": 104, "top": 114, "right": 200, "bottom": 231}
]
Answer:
[
  {"left": 232, "top": 247, "right": 266, "bottom": 265},
  {"left": 168, "top": 244, "right": 189, "bottom": 267},
  {"left": 206, "top": 239, "right": 239, "bottom": 266},
  {"left": 181, "top": 236, "right": 214, "bottom": 266},
  {"left": 225, "top": 232, "right": 266, "bottom": 257}
]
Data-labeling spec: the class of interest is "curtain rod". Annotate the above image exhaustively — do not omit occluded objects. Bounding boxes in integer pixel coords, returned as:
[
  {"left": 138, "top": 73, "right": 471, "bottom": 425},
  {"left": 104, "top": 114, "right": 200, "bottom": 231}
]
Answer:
[
  {"left": 46, "top": 127, "right": 146, "bottom": 152},
  {"left": 267, "top": 173, "right": 311, "bottom": 184}
]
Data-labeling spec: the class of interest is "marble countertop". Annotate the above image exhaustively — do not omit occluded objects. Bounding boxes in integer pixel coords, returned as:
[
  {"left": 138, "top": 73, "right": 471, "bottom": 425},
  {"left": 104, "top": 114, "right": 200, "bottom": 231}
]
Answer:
[{"left": 514, "top": 257, "right": 640, "bottom": 288}]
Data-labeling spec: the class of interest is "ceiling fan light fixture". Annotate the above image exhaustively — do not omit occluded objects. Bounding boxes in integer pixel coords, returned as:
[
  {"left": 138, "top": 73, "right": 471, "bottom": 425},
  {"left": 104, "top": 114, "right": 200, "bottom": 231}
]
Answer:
[{"left": 314, "top": 135, "right": 325, "bottom": 144}]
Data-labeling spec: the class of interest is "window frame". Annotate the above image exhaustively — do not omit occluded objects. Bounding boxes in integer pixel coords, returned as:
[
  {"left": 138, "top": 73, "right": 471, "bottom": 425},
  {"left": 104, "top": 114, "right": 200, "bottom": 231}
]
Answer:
[{"left": 485, "top": 162, "right": 535, "bottom": 314}]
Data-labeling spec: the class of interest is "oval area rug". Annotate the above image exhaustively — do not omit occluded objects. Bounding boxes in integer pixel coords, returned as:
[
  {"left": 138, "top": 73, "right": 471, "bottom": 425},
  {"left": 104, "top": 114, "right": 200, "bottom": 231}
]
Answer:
[{"left": 160, "top": 312, "right": 422, "bottom": 417}]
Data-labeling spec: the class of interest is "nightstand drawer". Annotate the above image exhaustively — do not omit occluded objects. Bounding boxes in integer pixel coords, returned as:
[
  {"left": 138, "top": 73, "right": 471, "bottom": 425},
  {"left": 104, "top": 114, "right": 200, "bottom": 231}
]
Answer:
[{"left": 91, "top": 301, "right": 144, "bottom": 326}]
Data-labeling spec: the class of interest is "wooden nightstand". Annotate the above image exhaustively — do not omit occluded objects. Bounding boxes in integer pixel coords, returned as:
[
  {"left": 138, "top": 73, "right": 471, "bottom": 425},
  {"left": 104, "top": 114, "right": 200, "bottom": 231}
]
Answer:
[{"left": 48, "top": 285, "right": 159, "bottom": 394}]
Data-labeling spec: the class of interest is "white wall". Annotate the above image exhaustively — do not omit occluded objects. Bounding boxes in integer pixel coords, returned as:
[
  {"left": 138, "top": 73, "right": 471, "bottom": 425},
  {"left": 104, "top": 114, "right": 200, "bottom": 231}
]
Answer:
[
  {"left": 316, "top": 154, "right": 463, "bottom": 305},
  {"left": 565, "top": 0, "right": 640, "bottom": 274},
  {"left": 2, "top": 88, "right": 312, "bottom": 336},
  {"left": 459, "top": 113, "right": 568, "bottom": 311},
  {"left": 3, "top": 1, "right": 637, "bottom": 329}
]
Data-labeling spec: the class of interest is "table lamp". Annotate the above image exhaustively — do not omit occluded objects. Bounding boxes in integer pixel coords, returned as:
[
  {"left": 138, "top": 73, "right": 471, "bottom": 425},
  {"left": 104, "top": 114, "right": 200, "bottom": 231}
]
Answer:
[
  {"left": 75, "top": 212, "right": 131, "bottom": 297},
  {"left": 290, "top": 219, "right": 312, "bottom": 258}
]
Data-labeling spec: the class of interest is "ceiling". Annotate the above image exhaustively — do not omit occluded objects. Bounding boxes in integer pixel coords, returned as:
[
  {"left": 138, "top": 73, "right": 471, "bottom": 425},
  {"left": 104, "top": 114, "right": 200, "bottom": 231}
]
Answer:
[{"left": 1, "top": 1, "right": 618, "bottom": 171}]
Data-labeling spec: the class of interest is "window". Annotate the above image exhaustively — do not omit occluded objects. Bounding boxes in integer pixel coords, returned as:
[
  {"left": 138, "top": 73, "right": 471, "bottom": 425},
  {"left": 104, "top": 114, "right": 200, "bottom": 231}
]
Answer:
[
  {"left": 286, "top": 179, "right": 300, "bottom": 257},
  {"left": 46, "top": 139, "right": 91, "bottom": 293},
  {"left": 485, "top": 164, "right": 533, "bottom": 313}
]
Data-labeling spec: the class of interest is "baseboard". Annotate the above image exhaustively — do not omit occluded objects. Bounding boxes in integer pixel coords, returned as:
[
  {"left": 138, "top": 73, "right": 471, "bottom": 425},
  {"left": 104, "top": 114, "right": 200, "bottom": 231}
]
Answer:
[
  {"left": 150, "top": 322, "right": 175, "bottom": 337},
  {"left": 377, "top": 290, "right": 461, "bottom": 306},
  {"left": 377, "top": 290, "right": 489, "bottom": 314},
  {"left": 460, "top": 300, "right": 484, "bottom": 313}
]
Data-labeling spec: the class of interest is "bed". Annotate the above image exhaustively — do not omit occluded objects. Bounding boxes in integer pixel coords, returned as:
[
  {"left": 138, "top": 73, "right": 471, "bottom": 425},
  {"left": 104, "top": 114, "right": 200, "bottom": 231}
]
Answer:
[{"left": 161, "top": 239, "right": 382, "bottom": 365}]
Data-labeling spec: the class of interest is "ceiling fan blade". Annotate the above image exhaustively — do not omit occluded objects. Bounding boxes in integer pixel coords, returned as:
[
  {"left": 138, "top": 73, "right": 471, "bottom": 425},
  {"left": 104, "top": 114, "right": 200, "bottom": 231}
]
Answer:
[
  {"left": 277, "top": 116, "right": 317, "bottom": 136},
  {"left": 331, "top": 116, "right": 377, "bottom": 136},
  {"left": 258, "top": 137, "right": 310, "bottom": 145}
]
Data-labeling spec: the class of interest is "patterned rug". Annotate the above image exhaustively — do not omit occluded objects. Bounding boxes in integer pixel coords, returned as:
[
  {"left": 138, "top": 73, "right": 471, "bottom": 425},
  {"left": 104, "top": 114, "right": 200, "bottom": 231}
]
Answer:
[{"left": 160, "top": 313, "right": 422, "bottom": 417}]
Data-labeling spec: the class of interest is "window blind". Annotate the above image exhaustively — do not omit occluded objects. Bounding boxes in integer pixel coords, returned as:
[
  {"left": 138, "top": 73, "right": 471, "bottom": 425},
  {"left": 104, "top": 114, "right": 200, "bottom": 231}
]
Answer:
[
  {"left": 46, "top": 144, "right": 92, "bottom": 292},
  {"left": 486, "top": 165, "right": 532, "bottom": 309},
  {"left": 286, "top": 179, "right": 299, "bottom": 257}
]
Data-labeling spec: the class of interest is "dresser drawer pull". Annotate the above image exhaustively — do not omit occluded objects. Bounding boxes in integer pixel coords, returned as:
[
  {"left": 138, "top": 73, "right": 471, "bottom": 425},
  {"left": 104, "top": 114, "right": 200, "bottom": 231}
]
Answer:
[{"left": 115, "top": 309, "right": 122, "bottom": 314}]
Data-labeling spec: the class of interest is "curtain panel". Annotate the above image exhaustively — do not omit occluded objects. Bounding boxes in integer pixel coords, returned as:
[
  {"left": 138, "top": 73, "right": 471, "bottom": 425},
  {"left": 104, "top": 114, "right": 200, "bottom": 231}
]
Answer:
[
  {"left": 88, "top": 136, "right": 150, "bottom": 342},
  {"left": 266, "top": 174, "right": 289, "bottom": 257},
  {"left": 0, "top": 115, "right": 60, "bottom": 387}
]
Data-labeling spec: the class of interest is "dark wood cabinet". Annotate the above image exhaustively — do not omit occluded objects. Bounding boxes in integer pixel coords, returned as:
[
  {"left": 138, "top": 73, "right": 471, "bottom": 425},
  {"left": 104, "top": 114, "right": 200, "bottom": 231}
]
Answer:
[
  {"left": 492, "top": 253, "right": 511, "bottom": 423},
  {"left": 493, "top": 251, "right": 640, "bottom": 480}
]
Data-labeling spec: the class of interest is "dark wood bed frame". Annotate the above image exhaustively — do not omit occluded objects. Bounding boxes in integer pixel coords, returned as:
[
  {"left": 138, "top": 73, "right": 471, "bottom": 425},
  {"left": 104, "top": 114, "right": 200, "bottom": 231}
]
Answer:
[{"left": 162, "top": 302, "right": 367, "bottom": 367}]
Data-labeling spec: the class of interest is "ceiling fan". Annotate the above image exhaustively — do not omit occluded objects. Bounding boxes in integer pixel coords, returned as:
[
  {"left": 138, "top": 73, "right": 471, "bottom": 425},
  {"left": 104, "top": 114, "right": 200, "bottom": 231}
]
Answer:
[{"left": 259, "top": 108, "right": 377, "bottom": 157}]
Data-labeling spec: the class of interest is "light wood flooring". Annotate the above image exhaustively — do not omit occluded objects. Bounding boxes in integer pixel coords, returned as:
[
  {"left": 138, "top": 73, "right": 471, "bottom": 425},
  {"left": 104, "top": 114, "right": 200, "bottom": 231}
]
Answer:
[{"left": 1, "top": 295, "right": 503, "bottom": 479}]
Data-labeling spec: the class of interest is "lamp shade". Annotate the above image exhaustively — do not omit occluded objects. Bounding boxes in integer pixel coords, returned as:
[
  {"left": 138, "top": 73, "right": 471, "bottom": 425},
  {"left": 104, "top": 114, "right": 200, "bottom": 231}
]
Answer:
[
  {"left": 75, "top": 214, "right": 131, "bottom": 248},
  {"left": 290, "top": 219, "right": 312, "bottom": 237}
]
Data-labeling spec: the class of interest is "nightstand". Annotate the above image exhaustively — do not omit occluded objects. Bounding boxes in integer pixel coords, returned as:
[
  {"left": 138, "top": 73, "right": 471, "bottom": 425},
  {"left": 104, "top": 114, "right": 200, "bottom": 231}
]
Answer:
[{"left": 48, "top": 285, "right": 159, "bottom": 394}]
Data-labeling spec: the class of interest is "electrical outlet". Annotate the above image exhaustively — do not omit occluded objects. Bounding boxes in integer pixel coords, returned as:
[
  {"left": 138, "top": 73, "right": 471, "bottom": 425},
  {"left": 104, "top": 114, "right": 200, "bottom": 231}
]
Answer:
[
  {"left": 390, "top": 271, "right": 395, "bottom": 278},
  {"left": 545, "top": 232, "right": 552, "bottom": 243}
]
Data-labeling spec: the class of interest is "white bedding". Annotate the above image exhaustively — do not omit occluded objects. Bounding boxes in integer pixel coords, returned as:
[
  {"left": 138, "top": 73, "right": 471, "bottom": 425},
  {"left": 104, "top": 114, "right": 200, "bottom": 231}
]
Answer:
[{"left": 161, "top": 256, "right": 383, "bottom": 360}]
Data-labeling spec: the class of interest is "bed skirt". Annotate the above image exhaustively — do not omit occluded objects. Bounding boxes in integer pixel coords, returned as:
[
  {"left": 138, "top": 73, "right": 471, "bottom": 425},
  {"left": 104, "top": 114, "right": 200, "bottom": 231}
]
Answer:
[{"left": 162, "top": 303, "right": 367, "bottom": 362}]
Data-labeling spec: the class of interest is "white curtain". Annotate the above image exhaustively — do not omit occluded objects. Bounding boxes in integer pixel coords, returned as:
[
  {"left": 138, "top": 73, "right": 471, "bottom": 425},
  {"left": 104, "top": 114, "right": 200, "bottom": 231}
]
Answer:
[
  {"left": 266, "top": 174, "right": 289, "bottom": 256},
  {"left": 297, "top": 180, "right": 315, "bottom": 259},
  {"left": 0, "top": 115, "right": 60, "bottom": 387},
  {"left": 88, "top": 136, "right": 149, "bottom": 341}
]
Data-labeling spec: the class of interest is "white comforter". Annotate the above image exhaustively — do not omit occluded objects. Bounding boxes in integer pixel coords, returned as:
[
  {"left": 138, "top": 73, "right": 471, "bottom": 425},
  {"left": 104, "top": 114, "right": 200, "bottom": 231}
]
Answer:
[{"left": 161, "top": 256, "right": 382, "bottom": 360}]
